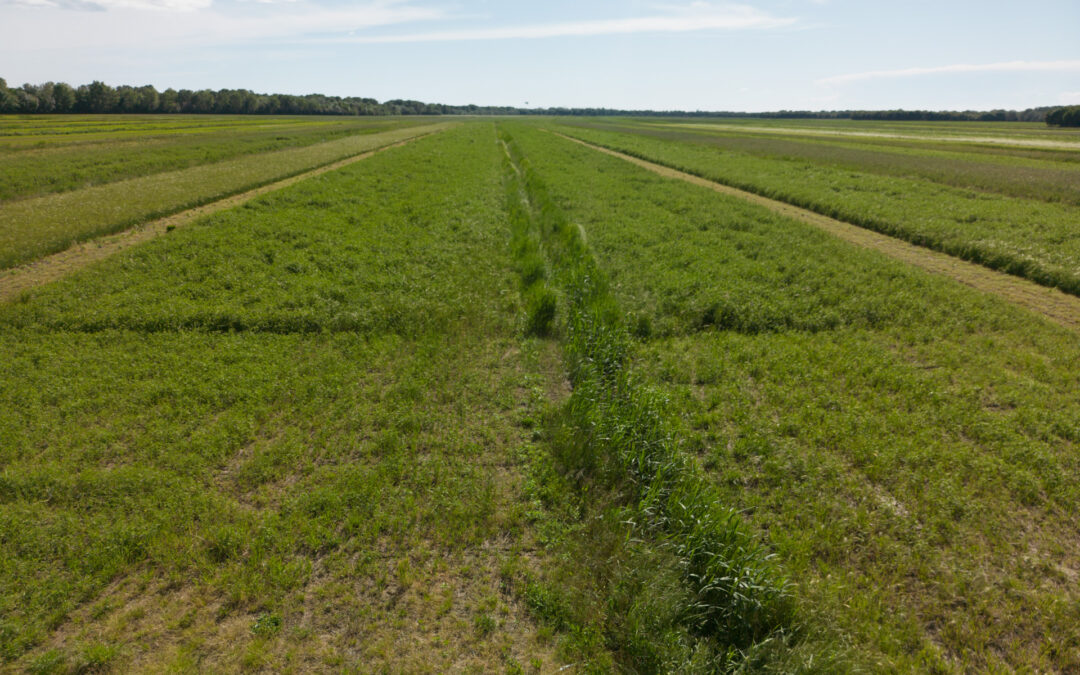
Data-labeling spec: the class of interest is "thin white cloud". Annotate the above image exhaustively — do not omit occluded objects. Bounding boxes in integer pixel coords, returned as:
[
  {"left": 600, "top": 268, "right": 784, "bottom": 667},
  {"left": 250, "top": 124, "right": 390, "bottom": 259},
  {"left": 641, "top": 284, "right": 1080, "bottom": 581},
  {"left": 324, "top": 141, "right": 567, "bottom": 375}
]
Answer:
[
  {"left": 819, "top": 60, "right": 1080, "bottom": 85},
  {"left": 0, "top": 1, "right": 447, "bottom": 50},
  {"left": 4, "top": 0, "right": 211, "bottom": 8},
  {"left": 1061, "top": 91, "right": 1080, "bottom": 104},
  {"left": 316, "top": 3, "right": 796, "bottom": 44}
]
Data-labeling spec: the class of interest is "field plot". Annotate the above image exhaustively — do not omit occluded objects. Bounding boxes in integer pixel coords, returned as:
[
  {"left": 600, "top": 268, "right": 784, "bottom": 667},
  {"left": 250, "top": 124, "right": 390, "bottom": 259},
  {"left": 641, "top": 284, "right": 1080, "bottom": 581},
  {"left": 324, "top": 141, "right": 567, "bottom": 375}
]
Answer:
[
  {"left": 0, "top": 124, "right": 566, "bottom": 672},
  {"left": 0, "top": 117, "right": 443, "bottom": 270},
  {"left": 5, "top": 113, "right": 1080, "bottom": 673},
  {"left": 555, "top": 119, "right": 1080, "bottom": 295},
  {"left": 0, "top": 115, "right": 420, "bottom": 202},
  {"left": 503, "top": 123, "right": 1080, "bottom": 672}
]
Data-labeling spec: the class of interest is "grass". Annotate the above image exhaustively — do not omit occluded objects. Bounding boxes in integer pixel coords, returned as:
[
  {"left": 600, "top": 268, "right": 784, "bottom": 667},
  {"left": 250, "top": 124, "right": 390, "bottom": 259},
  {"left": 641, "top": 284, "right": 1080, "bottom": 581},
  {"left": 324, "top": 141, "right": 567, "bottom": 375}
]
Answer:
[
  {"left": 506, "top": 122, "right": 1080, "bottom": 671},
  {"left": 0, "top": 116, "right": 419, "bottom": 202},
  {"left": 554, "top": 122, "right": 1080, "bottom": 296},
  {"left": 564, "top": 120, "right": 1080, "bottom": 204},
  {"left": 6, "top": 114, "right": 1080, "bottom": 672},
  {"left": 0, "top": 122, "right": 449, "bottom": 271},
  {"left": 0, "top": 123, "right": 567, "bottom": 672},
  {"left": 498, "top": 124, "right": 826, "bottom": 672}
]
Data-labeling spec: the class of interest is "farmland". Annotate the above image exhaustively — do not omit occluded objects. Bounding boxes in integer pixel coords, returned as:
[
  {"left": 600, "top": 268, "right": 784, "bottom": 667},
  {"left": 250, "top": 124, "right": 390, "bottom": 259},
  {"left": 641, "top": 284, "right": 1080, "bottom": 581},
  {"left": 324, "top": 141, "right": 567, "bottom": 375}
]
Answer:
[{"left": 2, "top": 114, "right": 1079, "bottom": 672}]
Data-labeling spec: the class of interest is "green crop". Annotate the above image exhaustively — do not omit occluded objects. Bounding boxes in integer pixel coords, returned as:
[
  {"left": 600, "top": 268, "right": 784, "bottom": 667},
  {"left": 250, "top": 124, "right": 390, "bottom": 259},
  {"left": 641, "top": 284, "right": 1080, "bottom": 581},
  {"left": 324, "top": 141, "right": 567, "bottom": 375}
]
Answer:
[
  {"left": 508, "top": 122, "right": 1080, "bottom": 672},
  {"left": 556, "top": 123, "right": 1080, "bottom": 296}
]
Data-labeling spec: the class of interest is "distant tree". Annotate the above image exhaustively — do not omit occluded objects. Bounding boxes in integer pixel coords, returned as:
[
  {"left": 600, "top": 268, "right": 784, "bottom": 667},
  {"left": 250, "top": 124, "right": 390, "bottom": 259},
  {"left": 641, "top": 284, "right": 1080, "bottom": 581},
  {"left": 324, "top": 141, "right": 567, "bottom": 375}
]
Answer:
[
  {"left": 1046, "top": 106, "right": 1080, "bottom": 127},
  {"left": 159, "top": 88, "right": 180, "bottom": 113},
  {"left": 135, "top": 85, "right": 159, "bottom": 113},
  {"left": 77, "top": 80, "right": 117, "bottom": 113},
  {"left": 53, "top": 82, "right": 76, "bottom": 112},
  {"left": 190, "top": 89, "right": 215, "bottom": 113},
  {"left": 0, "top": 78, "right": 16, "bottom": 113}
]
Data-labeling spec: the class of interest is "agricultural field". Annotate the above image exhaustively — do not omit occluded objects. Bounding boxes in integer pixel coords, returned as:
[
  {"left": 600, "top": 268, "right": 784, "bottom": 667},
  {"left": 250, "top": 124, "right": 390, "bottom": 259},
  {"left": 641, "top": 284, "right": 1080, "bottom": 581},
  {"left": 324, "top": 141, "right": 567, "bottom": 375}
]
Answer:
[
  {"left": 1, "top": 114, "right": 1079, "bottom": 673},
  {"left": 0, "top": 116, "right": 441, "bottom": 269},
  {"left": 555, "top": 118, "right": 1080, "bottom": 294}
]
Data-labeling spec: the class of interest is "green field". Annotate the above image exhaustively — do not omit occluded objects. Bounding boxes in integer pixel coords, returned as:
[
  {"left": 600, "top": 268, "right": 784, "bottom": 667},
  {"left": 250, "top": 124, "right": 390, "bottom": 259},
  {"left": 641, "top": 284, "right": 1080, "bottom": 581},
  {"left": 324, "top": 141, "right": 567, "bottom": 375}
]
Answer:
[
  {"left": 0, "top": 118, "right": 445, "bottom": 270},
  {"left": 2, "top": 115, "right": 1079, "bottom": 672},
  {"left": 0, "top": 116, "right": 422, "bottom": 202},
  {"left": 553, "top": 119, "right": 1080, "bottom": 296}
]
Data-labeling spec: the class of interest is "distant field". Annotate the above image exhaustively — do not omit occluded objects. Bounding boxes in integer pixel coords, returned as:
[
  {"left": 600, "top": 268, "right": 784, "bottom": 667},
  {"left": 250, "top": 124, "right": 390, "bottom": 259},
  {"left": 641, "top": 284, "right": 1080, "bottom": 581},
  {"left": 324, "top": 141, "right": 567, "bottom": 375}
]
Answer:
[
  {"left": 0, "top": 117, "right": 445, "bottom": 270},
  {"left": 2, "top": 115, "right": 1078, "bottom": 672},
  {"left": 0, "top": 115, "right": 421, "bottom": 202},
  {"left": 557, "top": 119, "right": 1080, "bottom": 295}
]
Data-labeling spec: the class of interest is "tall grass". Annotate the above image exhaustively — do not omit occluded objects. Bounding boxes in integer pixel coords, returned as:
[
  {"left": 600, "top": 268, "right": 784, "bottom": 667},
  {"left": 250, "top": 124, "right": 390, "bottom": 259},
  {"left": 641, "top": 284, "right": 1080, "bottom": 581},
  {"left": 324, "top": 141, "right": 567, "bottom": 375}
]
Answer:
[{"left": 500, "top": 128, "right": 804, "bottom": 671}]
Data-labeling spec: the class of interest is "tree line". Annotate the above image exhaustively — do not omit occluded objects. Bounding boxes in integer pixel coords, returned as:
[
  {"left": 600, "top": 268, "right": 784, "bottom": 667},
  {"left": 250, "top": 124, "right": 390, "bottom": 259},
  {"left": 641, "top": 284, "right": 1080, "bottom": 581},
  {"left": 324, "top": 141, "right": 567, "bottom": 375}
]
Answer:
[
  {"left": 1046, "top": 106, "right": 1080, "bottom": 127},
  {"left": 0, "top": 77, "right": 1064, "bottom": 122},
  {"left": 0, "top": 78, "right": 523, "bottom": 116}
]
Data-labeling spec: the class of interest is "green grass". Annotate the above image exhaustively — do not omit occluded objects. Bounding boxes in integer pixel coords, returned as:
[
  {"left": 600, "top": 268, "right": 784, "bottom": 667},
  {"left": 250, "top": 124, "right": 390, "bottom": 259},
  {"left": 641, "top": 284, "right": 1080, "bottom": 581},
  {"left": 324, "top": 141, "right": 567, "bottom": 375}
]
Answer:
[
  {"left": 0, "top": 116, "right": 419, "bottom": 202},
  {"left": 563, "top": 120, "right": 1080, "bottom": 204},
  {"left": 0, "top": 123, "right": 568, "bottom": 672},
  {"left": 7, "top": 114, "right": 1080, "bottom": 672},
  {"left": 506, "top": 122, "right": 1080, "bottom": 672},
  {"left": 554, "top": 123, "right": 1080, "bottom": 296},
  {"left": 0, "top": 122, "right": 448, "bottom": 271},
  {"left": 497, "top": 124, "right": 825, "bottom": 673}
]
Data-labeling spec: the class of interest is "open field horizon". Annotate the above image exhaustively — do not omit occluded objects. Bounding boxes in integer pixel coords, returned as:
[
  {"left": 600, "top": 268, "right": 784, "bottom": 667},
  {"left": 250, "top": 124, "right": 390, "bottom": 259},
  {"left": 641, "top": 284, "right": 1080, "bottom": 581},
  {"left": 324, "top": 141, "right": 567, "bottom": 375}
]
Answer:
[{"left": 2, "top": 113, "right": 1079, "bottom": 672}]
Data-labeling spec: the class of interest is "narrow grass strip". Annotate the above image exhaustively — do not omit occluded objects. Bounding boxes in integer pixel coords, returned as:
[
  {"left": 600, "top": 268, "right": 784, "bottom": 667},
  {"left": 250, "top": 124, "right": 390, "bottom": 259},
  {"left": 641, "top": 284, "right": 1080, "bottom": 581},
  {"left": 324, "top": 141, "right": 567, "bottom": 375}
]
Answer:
[
  {"left": 0, "top": 123, "right": 452, "bottom": 270},
  {"left": 499, "top": 128, "right": 798, "bottom": 668}
]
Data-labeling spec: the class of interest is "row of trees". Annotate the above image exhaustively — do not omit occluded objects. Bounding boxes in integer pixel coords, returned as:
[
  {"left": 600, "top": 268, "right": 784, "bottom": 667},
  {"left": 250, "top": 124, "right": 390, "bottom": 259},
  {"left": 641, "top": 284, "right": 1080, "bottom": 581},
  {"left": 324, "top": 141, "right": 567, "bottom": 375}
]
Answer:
[
  {"left": 0, "top": 78, "right": 526, "bottom": 116},
  {"left": 0, "top": 77, "right": 1063, "bottom": 122},
  {"left": 1046, "top": 106, "right": 1080, "bottom": 127}
]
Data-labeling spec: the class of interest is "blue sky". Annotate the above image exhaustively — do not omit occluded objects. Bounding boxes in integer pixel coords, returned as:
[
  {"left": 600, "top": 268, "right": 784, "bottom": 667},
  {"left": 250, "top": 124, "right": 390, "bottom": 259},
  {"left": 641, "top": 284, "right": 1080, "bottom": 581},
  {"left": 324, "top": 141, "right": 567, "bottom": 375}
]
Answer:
[{"left": 2, "top": 0, "right": 1079, "bottom": 111}]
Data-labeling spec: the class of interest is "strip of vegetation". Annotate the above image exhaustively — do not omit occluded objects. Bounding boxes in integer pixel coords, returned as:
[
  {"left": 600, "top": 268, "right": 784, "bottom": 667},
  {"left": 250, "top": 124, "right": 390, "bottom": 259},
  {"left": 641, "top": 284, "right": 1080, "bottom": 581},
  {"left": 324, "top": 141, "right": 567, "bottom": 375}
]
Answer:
[
  {"left": 498, "top": 125, "right": 819, "bottom": 672},
  {"left": 0, "top": 117, "right": 416, "bottom": 202},
  {"left": 0, "top": 122, "right": 448, "bottom": 271},
  {"left": 555, "top": 124, "right": 1080, "bottom": 297},
  {"left": 508, "top": 123, "right": 1080, "bottom": 671},
  {"left": 561, "top": 120, "right": 1080, "bottom": 204}
]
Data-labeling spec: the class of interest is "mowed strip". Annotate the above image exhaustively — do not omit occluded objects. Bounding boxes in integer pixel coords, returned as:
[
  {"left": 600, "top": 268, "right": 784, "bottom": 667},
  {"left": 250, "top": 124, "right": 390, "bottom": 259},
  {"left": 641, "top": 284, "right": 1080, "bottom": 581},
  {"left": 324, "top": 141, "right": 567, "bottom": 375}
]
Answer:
[
  {"left": 0, "top": 132, "right": 437, "bottom": 304},
  {"left": 555, "top": 132, "right": 1080, "bottom": 332},
  {"left": 0, "top": 122, "right": 452, "bottom": 270}
]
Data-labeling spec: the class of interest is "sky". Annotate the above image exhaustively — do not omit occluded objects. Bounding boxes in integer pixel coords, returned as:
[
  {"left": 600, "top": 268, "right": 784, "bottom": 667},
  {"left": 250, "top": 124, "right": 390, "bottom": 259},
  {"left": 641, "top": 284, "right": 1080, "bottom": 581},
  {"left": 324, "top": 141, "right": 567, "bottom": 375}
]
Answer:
[{"left": 2, "top": 0, "right": 1079, "bottom": 111}]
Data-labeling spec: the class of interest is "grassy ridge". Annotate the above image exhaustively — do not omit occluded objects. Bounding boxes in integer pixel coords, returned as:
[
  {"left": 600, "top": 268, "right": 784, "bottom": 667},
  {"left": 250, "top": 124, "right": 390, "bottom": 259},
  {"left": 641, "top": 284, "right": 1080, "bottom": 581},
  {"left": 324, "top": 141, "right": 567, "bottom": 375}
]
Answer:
[
  {"left": 0, "top": 117, "right": 417, "bottom": 202},
  {"left": 1, "top": 124, "right": 564, "bottom": 672},
  {"left": 499, "top": 124, "right": 819, "bottom": 672},
  {"left": 508, "top": 123, "right": 1080, "bottom": 671},
  {"left": 556, "top": 124, "right": 1080, "bottom": 296},
  {"left": 0, "top": 122, "right": 448, "bottom": 271}
]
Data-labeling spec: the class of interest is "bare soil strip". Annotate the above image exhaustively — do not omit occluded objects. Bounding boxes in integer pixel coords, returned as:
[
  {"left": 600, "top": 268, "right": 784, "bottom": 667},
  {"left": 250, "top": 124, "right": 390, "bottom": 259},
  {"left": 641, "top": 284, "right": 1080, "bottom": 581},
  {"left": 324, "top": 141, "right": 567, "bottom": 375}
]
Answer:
[
  {"left": 0, "top": 130, "right": 443, "bottom": 303},
  {"left": 556, "top": 132, "right": 1080, "bottom": 332}
]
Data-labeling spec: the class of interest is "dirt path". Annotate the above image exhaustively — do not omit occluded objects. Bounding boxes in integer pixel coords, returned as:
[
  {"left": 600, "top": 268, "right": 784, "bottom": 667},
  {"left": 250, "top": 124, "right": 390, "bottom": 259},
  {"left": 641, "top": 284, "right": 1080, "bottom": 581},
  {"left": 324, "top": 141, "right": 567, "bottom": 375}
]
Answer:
[
  {"left": 656, "top": 123, "right": 1080, "bottom": 151},
  {"left": 555, "top": 132, "right": 1080, "bottom": 333},
  {"left": 0, "top": 131, "right": 441, "bottom": 304}
]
